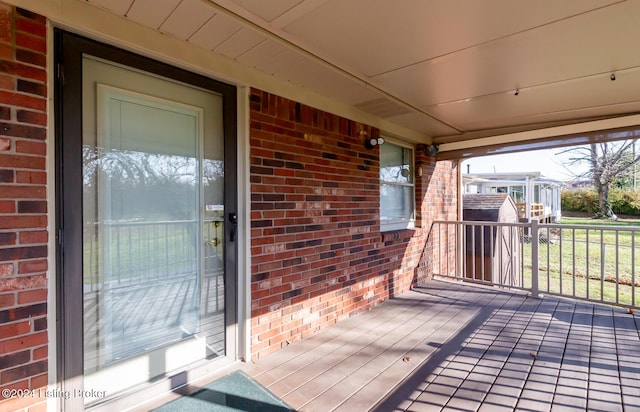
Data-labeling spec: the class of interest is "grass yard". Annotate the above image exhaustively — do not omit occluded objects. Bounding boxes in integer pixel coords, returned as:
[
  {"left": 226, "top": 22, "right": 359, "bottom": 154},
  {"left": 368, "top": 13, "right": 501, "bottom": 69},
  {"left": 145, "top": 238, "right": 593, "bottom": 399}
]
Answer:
[
  {"left": 522, "top": 216, "right": 640, "bottom": 307},
  {"left": 82, "top": 220, "right": 220, "bottom": 286}
]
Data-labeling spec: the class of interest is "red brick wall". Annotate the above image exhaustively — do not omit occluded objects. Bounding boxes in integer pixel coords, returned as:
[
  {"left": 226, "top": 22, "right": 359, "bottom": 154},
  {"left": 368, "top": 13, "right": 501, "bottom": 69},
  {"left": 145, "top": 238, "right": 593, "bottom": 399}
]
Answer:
[
  {"left": 249, "top": 89, "right": 458, "bottom": 360},
  {"left": 0, "top": 5, "right": 48, "bottom": 412}
]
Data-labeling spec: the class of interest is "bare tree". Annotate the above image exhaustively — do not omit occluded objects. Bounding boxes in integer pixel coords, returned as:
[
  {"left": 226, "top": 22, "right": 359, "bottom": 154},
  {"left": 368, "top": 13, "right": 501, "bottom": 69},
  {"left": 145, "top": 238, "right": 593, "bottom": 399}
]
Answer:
[{"left": 561, "top": 139, "right": 640, "bottom": 219}]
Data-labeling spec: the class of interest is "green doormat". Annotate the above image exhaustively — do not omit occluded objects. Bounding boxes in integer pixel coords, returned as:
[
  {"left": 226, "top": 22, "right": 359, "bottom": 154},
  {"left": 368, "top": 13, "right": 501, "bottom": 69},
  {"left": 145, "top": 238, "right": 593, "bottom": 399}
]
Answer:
[{"left": 153, "top": 371, "right": 294, "bottom": 412}]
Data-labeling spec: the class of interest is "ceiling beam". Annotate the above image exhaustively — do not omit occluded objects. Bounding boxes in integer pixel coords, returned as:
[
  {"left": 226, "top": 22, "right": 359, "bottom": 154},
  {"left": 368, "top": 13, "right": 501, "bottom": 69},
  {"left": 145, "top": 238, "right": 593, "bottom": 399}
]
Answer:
[{"left": 437, "top": 113, "right": 640, "bottom": 160}]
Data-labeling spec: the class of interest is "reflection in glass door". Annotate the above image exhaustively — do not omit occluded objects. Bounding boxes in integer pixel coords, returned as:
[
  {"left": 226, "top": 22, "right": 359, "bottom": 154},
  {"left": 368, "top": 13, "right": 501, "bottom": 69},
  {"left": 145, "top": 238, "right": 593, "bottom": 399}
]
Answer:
[{"left": 80, "top": 56, "right": 227, "bottom": 401}]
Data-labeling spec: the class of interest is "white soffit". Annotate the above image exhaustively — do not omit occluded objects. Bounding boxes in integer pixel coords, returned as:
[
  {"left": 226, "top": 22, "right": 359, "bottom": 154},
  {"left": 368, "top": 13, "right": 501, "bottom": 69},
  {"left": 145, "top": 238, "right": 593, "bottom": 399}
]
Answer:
[
  {"left": 432, "top": 65, "right": 640, "bottom": 132},
  {"left": 126, "top": 0, "right": 181, "bottom": 29},
  {"left": 55, "top": 0, "right": 640, "bottom": 147},
  {"left": 188, "top": 13, "right": 244, "bottom": 50},
  {"left": 225, "top": 0, "right": 304, "bottom": 23},
  {"left": 371, "top": 0, "right": 640, "bottom": 108},
  {"left": 159, "top": 0, "right": 216, "bottom": 40},
  {"left": 213, "top": 27, "right": 265, "bottom": 59},
  {"left": 387, "top": 111, "right": 460, "bottom": 138},
  {"left": 235, "top": 38, "right": 290, "bottom": 68},
  {"left": 279, "top": 0, "right": 620, "bottom": 77},
  {"left": 86, "top": 0, "right": 133, "bottom": 16}
]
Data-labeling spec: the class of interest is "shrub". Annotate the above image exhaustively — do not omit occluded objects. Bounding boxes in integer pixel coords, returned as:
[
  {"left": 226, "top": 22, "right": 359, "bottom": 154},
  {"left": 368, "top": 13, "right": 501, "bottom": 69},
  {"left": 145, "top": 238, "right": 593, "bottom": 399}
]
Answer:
[
  {"left": 561, "top": 189, "right": 598, "bottom": 213},
  {"left": 609, "top": 189, "right": 640, "bottom": 216},
  {"left": 562, "top": 188, "right": 640, "bottom": 216}
]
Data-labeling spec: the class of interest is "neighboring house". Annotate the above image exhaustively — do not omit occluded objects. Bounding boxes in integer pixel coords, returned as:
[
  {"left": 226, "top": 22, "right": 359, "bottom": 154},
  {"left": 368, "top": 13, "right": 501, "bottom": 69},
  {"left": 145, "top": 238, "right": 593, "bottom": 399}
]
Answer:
[
  {"left": 0, "top": 1, "right": 637, "bottom": 411},
  {"left": 463, "top": 172, "right": 563, "bottom": 223},
  {"left": 565, "top": 178, "right": 593, "bottom": 190}
]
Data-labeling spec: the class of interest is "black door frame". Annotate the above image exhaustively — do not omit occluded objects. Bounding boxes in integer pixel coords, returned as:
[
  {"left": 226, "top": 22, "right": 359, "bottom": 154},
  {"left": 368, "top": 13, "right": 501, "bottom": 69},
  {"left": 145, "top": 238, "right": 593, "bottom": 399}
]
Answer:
[{"left": 54, "top": 30, "right": 238, "bottom": 409}]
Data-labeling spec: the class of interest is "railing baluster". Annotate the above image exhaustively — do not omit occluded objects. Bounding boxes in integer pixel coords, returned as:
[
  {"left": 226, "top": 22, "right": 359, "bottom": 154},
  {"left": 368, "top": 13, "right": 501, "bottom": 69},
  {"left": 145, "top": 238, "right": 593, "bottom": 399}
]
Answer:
[
  {"left": 586, "top": 229, "right": 590, "bottom": 300},
  {"left": 572, "top": 228, "right": 576, "bottom": 298},
  {"left": 471, "top": 223, "right": 476, "bottom": 281},
  {"left": 447, "top": 223, "right": 450, "bottom": 276},
  {"left": 489, "top": 227, "right": 502, "bottom": 281},
  {"left": 508, "top": 223, "right": 511, "bottom": 286},
  {"left": 559, "top": 228, "right": 563, "bottom": 296},
  {"left": 446, "top": 223, "right": 450, "bottom": 276},
  {"left": 452, "top": 223, "right": 456, "bottom": 277},
  {"left": 615, "top": 230, "right": 619, "bottom": 305},
  {"left": 520, "top": 226, "right": 524, "bottom": 288},
  {"left": 455, "top": 224, "right": 467, "bottom": 279},
  {"left": 498, "top": 224, "right": 502, "bottom": 286},
  {"left": 437, "top": 223, "right": 441, "bottom": 276},
  {"left": 546, "top": 225, "right": 550, "bottom": 293},
  {"left": 459, "top": 222, "right": 463, "bottom": 278},
  {"left": 441, "top": 222, "right": 445, "bottom": 276},
  {"left": 600, "top": 229, "right": 605, "bottom": 303},
  {"left": 453, "top": 222, "right": 457, "bottom": 278},
  {"left": 445, "top": 222, "right": 449, "bottom": 276},
  {"left": 633, "top": 231, "right": 636, "bottom": 308},
  {"left": 509, "top": 223, "right": 514, "bottom": 288},
  {"left": 448, "top": 223, "right": 452, "bottom": 278},
  {"left": 480, "top": 224, "right": 485, "bottom": 283}
]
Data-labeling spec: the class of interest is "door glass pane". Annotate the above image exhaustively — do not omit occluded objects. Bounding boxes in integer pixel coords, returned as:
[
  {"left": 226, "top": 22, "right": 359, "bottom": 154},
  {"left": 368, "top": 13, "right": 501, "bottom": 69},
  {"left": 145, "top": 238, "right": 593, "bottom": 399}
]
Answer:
[{"left": 81, "top": 56, "right": 225, "bottom": 400}]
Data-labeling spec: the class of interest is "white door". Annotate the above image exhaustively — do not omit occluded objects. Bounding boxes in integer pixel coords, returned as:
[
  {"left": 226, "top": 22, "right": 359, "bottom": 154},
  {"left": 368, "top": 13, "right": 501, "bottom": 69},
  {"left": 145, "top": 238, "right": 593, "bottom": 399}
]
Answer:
[
  {"left": 81, "top": 56, "right": 228, "bottom": 401},
  {"left": 57, "top": 31, "right": 237, "bottom": 408}
]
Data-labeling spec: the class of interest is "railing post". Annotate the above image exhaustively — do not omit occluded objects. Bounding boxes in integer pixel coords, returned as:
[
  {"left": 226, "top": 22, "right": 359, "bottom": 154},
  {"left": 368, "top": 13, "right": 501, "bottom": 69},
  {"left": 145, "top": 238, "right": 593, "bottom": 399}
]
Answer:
[{"left": 530, "top": 219, "right": 541, "bottom": 298}]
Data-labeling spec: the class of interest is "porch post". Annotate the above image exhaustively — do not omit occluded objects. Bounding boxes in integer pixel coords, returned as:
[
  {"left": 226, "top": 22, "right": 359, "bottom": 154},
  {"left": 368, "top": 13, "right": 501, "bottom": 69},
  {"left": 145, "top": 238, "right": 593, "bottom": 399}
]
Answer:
[{"left": 530, "top": 220, "right": 540, "bottom": 298}]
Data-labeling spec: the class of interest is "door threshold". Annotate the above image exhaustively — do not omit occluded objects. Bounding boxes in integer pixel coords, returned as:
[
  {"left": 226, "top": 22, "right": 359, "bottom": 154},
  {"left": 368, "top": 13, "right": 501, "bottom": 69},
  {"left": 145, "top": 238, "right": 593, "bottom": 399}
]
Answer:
[{"left": 88, "top": 357, "right": 242, "bottom": 412}]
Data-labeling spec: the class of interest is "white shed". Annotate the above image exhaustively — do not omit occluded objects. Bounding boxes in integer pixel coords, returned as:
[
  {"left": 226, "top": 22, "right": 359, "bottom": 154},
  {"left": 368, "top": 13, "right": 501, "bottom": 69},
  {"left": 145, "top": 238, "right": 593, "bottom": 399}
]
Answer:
[{"left": 463, "top": 194, "right": 522, "bottom": 287}]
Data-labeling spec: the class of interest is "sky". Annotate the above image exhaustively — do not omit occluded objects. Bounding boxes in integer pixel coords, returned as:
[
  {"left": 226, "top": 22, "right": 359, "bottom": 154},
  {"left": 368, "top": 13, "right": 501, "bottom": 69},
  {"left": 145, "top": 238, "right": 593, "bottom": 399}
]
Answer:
[{"left": 461, "top": 147, "right": 589, "bottom": 181}]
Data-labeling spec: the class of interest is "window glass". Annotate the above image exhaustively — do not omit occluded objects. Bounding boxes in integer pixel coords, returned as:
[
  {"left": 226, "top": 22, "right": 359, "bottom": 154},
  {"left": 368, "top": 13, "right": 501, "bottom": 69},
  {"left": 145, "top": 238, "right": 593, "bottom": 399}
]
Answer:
[
  {"left": 380, "top": 142, "right": 414, "bottom": 230},
  {"left": 510, "top": 186, "right": 524, "bottom": 203},
  {"left": 380, "top": 144, "right": 413, "bottom": 184}
]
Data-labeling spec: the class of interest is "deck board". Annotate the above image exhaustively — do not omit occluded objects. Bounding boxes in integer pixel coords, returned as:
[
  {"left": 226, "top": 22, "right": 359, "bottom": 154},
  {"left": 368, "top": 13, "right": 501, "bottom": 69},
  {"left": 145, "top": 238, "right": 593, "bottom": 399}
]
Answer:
[
  {"left": 231, "top": 280, "right": 640, "bottom": 411},
  {"left": 286, "top": 288, "right": 486, "bottom": 410}
]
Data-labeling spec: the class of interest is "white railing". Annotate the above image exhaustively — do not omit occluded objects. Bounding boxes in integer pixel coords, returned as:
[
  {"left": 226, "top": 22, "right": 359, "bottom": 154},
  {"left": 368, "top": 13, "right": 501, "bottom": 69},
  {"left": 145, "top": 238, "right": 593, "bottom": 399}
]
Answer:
[{"left": 430, "top": 220, "right": 640, "bottom": 308}]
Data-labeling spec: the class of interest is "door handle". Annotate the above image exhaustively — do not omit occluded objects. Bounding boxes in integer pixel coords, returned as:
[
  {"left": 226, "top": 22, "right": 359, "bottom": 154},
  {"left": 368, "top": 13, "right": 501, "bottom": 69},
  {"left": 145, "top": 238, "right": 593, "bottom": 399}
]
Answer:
[
  {"left": 229, "top": 212, "right": 237, "bottom": 242},
  {"left": 206, "top": 238, "right": 221, "bottom": 248}
]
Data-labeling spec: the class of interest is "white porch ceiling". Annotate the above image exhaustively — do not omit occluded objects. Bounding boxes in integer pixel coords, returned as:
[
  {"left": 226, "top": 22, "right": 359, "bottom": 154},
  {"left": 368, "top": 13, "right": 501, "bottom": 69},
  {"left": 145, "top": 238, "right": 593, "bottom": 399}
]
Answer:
[{"left": 85, "top": 0, "right": 640, "bottom": 147}]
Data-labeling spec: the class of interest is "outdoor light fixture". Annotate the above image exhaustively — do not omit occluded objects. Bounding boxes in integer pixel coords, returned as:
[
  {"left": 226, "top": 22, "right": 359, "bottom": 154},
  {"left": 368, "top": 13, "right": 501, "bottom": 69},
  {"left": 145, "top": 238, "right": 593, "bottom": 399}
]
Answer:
[
  {"left": 424, "top": 144, "right": 439, "bottom": 156},
  {"left": 364, "top": 134, "right": 385, "bottom": 150},
  {"left": 611, "top": 73, "right": 616, "bottom": 81}
]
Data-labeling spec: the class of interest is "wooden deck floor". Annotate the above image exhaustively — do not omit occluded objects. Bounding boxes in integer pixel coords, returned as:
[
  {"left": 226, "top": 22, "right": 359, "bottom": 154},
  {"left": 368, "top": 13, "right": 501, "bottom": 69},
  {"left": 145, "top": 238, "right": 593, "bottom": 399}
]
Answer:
[{"left": 241, "top": 280, "right": 640, "bottom": 412}]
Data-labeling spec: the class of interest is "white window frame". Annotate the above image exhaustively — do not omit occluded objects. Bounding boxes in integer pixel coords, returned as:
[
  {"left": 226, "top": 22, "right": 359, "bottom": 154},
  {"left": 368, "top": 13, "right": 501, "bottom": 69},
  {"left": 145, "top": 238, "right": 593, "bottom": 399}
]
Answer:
[{"left": 379, "top": 138, "right": 415, "bottom": 232}]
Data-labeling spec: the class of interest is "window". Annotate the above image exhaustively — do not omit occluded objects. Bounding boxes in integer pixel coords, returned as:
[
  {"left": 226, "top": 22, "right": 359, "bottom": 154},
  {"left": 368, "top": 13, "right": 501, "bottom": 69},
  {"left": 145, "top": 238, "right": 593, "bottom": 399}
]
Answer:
[
  {"left": 509, "top": 186, "right": 524, "bottom": 203},
  {"left": 380, "top": 141, "right": 414, "bottom": 231}
]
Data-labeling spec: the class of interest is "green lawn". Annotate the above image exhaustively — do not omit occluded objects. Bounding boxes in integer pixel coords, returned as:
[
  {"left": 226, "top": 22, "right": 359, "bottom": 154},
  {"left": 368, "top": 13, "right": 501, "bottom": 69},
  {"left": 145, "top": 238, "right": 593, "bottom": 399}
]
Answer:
[
  {"left": 522, "top": 216, "right": 640, "bottom": 307},
  {"left": 82, "top": 220, "right": 211, "bottom": 285}
]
